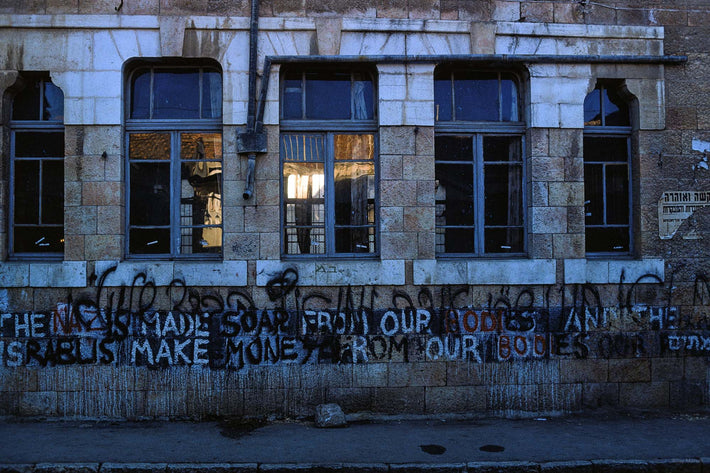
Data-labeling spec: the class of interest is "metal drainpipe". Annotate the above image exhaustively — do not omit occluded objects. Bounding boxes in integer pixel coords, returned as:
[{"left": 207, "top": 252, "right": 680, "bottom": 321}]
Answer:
[{"left": 239, "top": 0, "right": 266, "bottom": 200}]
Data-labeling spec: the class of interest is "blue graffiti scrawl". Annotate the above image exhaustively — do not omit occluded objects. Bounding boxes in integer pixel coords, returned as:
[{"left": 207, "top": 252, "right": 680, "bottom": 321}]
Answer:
[{"left": 0, "top": 267, "right": 709, "bottom": 369}]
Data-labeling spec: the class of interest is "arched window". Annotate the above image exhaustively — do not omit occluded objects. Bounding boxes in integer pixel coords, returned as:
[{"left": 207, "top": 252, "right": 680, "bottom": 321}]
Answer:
[
  {"left": 434, "top": 68, "right": 525, "bottom": 256},
  {"left": 125, "top": 62, "right": 223, "bottom": 258},
  {"left": 9, "top": 73, "right": 65, "bottom": 258},
  {"left": 583, "top": 82, "right": 632, "bottom": 254},
  {"left": 280, "top": 67, "right": 377, "bottom": 257}
]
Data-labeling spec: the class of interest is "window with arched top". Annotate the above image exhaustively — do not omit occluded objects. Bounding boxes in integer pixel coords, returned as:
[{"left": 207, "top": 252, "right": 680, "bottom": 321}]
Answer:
[
  {"left": 9, "top": 73, "right": 65, "bottom": 258},
  {"left": 583, "top": 82, "right": 632, "bottom": 255},
  {"left": 434, "top": 68, "right": 525, "bottom": 256},
  {"left": 125, "top": 62, "right": 223, "bottom": 258}
]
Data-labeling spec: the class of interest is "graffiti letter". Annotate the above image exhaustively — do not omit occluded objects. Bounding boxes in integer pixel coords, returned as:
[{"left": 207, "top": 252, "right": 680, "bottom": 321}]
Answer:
[
  {"left": 462, "top": 335, "right": 482, "bottom": 363},
  {"left": 352, "top": 336, "right": 368, "bottom": 363},
  {"left": 14, "top": 314, "right": 31, "bottom": 337},
  {"left": 154, "top": 339, "right": 173, "bottom": 365},
  {"left": 426, "top": 337, "right": 443, "bottom": 360},
  {"left": 462, "top": 310, "right": 478, "bottom": 333},
  {"left": 416, "top": 309, "right": 432, "bottom": 334},
  {"left": 7, "top": 341, "right": 23, "bottom": 367},
  {"left": 667, "top": 335, "right": 683, "bottom": 351},
  {"left": 498, "top": 335, "right": 511, "bottom": 360},
  {"left": 131, "top": 339, "right": 154, "bottom": 364},
  {"left": 534, "top": 334, "right": 546, "bottom": 356},
  {"left": 380, "top": 311, "right": 399, "bottom": 336}
]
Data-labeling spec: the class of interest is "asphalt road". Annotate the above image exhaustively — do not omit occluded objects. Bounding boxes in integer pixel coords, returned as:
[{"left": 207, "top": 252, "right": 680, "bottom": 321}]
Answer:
[{"left": 1, "top": 410, "right": 709, "bottom": 465}]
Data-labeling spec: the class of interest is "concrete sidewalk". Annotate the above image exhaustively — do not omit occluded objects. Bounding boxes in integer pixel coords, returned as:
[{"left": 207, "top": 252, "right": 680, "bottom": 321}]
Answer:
[{"left": 1, "top": 410, "right": 709, "bottom": 472}]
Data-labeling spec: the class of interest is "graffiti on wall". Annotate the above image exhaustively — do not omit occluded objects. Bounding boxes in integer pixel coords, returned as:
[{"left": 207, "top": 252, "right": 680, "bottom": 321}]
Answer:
[{"left": 1, "top": 266, "right": 709, "bottom": 369}]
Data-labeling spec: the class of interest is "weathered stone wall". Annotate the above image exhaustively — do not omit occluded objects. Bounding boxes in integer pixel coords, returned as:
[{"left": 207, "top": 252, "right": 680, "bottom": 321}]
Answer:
[{"left": 0, "top": 0, "right": 708, "bottom": 419}]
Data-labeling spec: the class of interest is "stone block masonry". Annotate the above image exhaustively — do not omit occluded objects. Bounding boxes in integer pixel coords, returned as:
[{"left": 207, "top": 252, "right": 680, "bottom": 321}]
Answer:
[
  {"left": 0, "top": 263, "right": 708, "bottom": 418},
  {"left": 0, "top": 0, "right": 708, "bottom": 420}
]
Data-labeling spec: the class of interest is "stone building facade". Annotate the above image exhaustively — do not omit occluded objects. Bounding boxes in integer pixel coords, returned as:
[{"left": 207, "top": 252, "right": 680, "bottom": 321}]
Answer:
[{"left": 0, "top": 0, "right": 708, "bottom": 419}]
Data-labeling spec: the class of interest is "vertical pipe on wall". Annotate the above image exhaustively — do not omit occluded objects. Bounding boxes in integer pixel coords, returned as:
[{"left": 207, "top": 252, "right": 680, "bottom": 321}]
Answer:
[
  {"left": 241, "top": 0, "right": 261, "bottom": 200},
  {"left": 244, "top": 153, "right": 256, "bottom": 200}
]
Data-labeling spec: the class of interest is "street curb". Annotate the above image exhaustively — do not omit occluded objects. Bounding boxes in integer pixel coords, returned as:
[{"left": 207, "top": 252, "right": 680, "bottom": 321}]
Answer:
[{"left": 1, "top": 460, "right": 709, "bottom": 473}]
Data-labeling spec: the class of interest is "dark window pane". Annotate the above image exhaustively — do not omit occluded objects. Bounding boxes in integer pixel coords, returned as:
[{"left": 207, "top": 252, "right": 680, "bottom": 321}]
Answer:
[
  {"left": 435, "top": 77, "right": 453, "bottom": 121},
  {"left": 455, "top": 72, "right": 498, "bottom": 121},
  {"left": 305, "top": 72, "right": 351, "bottom": 119},
  {"left": 435, "top": 163, "right": 474, "bottom": 226},
  {"left": 129, "top": 228, "right": 171, "bottom": 254},
  {"left": 12, "top": 81, "right": 41, "bottom": 121},
  {"left": 14, "top": 160, "right": 40, "bottom": 224},
  {"left": 584, "top": 163, "right": 604, "bottom": 225},
  {"left": 153, "top": 69, "right": 200, "bottom": 119},
  {"left": 131, "top": 69, "right": 151, "bottom": 119},
  {"left": 583, "top": 137, "right": 628, "bottom": 162},
  {"left": 202, "top": 70, "right": 222, "bottom": 119},
  {"left": 435, "top": 135, "right": 474, "bottom": 162},
  {"left": 43, "top": 81, "right": 64, "bottom": 121},
  {"left": 606, "top": 164, "right": 629, "bottom": 224},
  {"left": 585, "top": 226, "right": 629, "bottom": 253},
  {"left": 484, "top": 164, "right": 522, "bottom": 226},
  {"left": 42, "top": 160, "right": 64, "bottom": 225},
  {"left": 603, "top": 86, "right": 630, "bottom": 126},
  {"left": 483, "top": 136, "right": 521, "bottom": 162},
  {"left": 283, "top": 74, "right": 303, "bottom": 119},
  {"left": 335, "top": 227, "right": 373, "bottom": 253},
  {"left": 438, "top": 227, "right": 475, "bottom": 253},
  {"left": 14, "top": 226, "right": 63, "bottom": 253},
  {"left": 485, "top": 227, "right": 523, "bottom": 253},
  {"left": 129, "top": 133, "right": 171, "bottom": 160},
  {"left": 15, "top": 132, "right": 64, "bottom": 157},
  {"left": 584, "top": 88, "right": 601, "bottom": 126},
  {"left": 129, "top": 162, "right": 170, "bottom": 226},
  {"left": 501, "top": 77, "right": 519, "bottom": 122},
  {"left": 334, "top": 162, "right": 375, "bottom": 225}
]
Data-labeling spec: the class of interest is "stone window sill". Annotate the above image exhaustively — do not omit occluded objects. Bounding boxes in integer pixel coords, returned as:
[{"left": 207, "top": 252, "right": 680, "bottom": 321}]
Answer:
[
  {"left": 413, "top": 259, "right": 557, "bottom": 285},
  {"left": 564, "top": 258, "right": 664, "bottom": 284},
  {"left": 0, "top": 261, "right": 86, "bottom": 287},
  {"left": 94, "top": 260, "right": 247, "bottom": 287},
  {"left": 256, "top": 260, "right": 405, "bottom": 286}
]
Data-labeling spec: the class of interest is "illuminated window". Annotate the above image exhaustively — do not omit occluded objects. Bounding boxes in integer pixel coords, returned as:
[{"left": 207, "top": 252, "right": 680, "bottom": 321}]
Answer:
[
  {"left": 126, "top": 63, "right": 223, "bottom": 258},
  {"left": 434, "top": 69, "right": 525, "bottom": 256},
  {"left": 280, "top": 69, "right": 377, "bottom": 256},
  {"left": 9, "top": 73, "right": 65, "bottom": 258},
  {"left": 583, "top": 82, "right": 632, "bottom": 254}
]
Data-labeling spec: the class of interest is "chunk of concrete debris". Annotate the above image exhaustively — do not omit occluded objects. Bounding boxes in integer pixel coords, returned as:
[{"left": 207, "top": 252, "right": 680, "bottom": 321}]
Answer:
[{"left": 315, "top": 403, "right": 347, "bottom": 428}]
